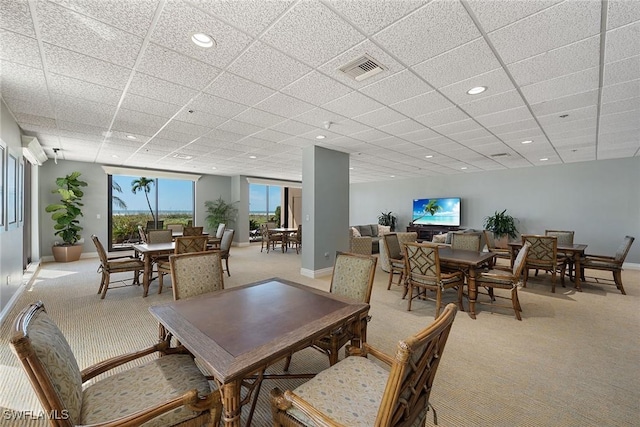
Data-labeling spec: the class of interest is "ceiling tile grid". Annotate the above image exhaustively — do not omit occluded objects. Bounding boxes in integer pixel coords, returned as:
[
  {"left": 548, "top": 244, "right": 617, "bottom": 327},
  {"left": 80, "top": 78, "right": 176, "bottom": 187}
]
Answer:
[{"left": 1, "top": 0, "right": 638, "bottom": 183}]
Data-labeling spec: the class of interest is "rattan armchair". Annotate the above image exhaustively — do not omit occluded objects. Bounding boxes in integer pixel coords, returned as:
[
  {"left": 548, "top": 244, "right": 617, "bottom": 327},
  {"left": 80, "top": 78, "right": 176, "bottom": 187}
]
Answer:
[
  {"left": 218, "top": 229, "right": 235, "bottom": 276},
  {"left": 261, "top": 223, "right": 283, "bottom": 253},
  {"left": 270, "top": 304, "right": 458, "bottom": 427},
  {"left": 483, "top": 230, "right": 511, "bottom": 265},
  {"left": 10, "top": 301, "right": 222, "bottom": 427},
  {"left": 580, "top": 235, "right": 635, "bottom": 294},
  {"left": 288, "top": 224, "right": 302, "bottom": 254},
  {"left": 476, "top": 243, "right": 530, "bottom": 320},
  {"left": 183, "top": 226, "right": 204, "bottom": 236},
  {"left": 451, "top": 232, "right": 482, "bottom": 251},
  {"left": 382, "top": 233, "right": 406, "bottom": 293},
  {"left": 207, "top": 223, "right": 226, "bottom": 248},
  {"left": 169, "top": 251, "right": 225, "bottom": 301},
  {"left": 404, "top": 242, "right": 465, "bottom": 316},
  {"left": 92, "top": 235, "right": 144, "bottom": 299},
  {"left": 157, "top": 235, "right": 209, "bottom": 294},
  {"left": 522, "top": 234, "right": 567, "bottom": 292}
]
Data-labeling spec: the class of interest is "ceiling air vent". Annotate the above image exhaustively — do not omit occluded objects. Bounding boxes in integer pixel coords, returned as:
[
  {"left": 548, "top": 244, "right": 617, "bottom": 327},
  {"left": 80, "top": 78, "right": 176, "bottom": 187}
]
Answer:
[
  {"left": 339, "top": 54, "right": 387, "bottom": 81},
  {"left": 490, "top": 153, "right": 510, "bottom": 158}
]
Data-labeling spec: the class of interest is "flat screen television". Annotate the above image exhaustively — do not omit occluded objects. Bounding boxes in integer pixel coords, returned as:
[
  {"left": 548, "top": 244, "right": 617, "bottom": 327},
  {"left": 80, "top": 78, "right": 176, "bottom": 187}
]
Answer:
[{"left": 412, "top": 197, "right": 461, "bottom": 226}]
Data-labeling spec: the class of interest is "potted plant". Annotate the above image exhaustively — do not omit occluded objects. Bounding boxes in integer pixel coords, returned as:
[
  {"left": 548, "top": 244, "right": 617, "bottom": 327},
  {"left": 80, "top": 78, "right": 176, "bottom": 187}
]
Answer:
[
  {"left": 378, "top": 211, "right": 397, "bottom": 231},
  {"left": 483, "top": 209, "right": 518, "bottom": 248},
  {"left": 45, "top": 171, "right": 88, "bottom": 262},
  {"left": 205, "top": 197, "right": 238, "bottom": 233}
]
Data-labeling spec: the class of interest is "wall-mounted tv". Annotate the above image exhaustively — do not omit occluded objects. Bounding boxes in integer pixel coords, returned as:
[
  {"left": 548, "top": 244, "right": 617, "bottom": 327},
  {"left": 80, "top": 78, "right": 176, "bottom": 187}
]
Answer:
[{"left": 412, "top": 197, "right": 461, "bottom": 226}]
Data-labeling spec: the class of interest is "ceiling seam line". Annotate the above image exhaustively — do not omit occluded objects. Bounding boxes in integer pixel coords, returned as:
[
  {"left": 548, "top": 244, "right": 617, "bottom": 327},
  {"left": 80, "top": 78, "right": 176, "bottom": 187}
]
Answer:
[{"left": 595, "top": 0, "right": 609, "bottom": 161}]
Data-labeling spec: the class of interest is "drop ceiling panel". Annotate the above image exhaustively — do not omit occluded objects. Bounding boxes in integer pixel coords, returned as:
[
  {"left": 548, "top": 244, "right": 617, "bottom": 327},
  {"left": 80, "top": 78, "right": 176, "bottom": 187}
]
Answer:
[
  {"left": 601, "top": 79, "right": 640, "bottom": 103},
  {"left": 13, "top": 112, "right": 56, "bottom": 128},
  {"left": 261, "top": 1, "right": 364, "bottom": 67},
  {"left": 475, "top": 106, "right": 534, "bottom": 128},
  {"left": 4, "top": 96, "right": 54, "bottom": 117},
  {"left": 0, "top": 0, "right": 36, "bottom": 37},
  {"left": 322, "top": 91, "right": 385, "bottom": 118},
  {"left": 328, "top": 0, "right": 427, "bottom": 34},
  {"left": 359, "top": 69, "right": 433, "bottom": 105},
  {"left": 233, "top": 108, "right": 287, "bottom": 128},
  {"left": 521, "top": 67, "right": 600, "bottom": 104},
  {"left": 121, "top": 93, "right": 183, "bottom": 118},
  {"left": 204, "top": 72, "right": 275, "bottom": 107},
  {"left": 412, "top": 38, "right": 500, "bottom": 89},
  {"left": 353, "top": 107, "right": 406, "bottom": 127},
  {"left": 487, "top": 0, "right": 601, "bottom": 64},
  {"left": 49, "top": 73, "right": 122, "bottom": 106},
  {"left": 0, "top": 28, "right": 42, "bottom": 69},
  {"left": 0, "top": 60, "right": 48, "bottom": 96},
  {"left": 217, "top": 119, "right": 263, "bottom": 136},
  {"left": 44, "top": 43, "right": 131, "bottom": 91},
  {"left": 255, "top": 93, "right": 316, "bottom": 118},
  {"left": 374, "top": 0, "right": 480, "bottom": 66},
  {"left": 439, "top": 68, "right": 516, "bottom": 105},
  {"left": 603, "top": 55, "right": 640, "bottom": 87},
  {"left": 466, "top": 0, "right": 561, "bottom": 33},
  {"left": 529, "top": 90, "right": 599, "bottom": 116},
  {"left": 227, "top": 41, "right": 312, "bottom": 90},
  {"left": 605, "top": 21, "right": 640, "bottom": 63},
  {"left": 191, "top": 0, "right": 293, "bottom": 36},
  {"left": 378, "top": 119, "right": 427, "bottom": 136},
  {"left": 600, "top": 97, "right": 640, "bottom": 115},
  {"left": 607, "top": 0, "right": 640, "bottom": 30},
  {"left": 281, "top": 71, "right": 352, "bottom": 106},
  {"left": 37, "top": 0, "right": 142, "bottom": 68},
  {"left": 172, "top": 109, "right": 228, "bottom": 129},
  {"left": 128, "top": 72, "right": 199, "bottom": 105},
  {"left": 187, "top": 93, "right": 247, "bottom": 118},
  {"left": 415, "top": 107, "right": 470, "bottom": 128}
]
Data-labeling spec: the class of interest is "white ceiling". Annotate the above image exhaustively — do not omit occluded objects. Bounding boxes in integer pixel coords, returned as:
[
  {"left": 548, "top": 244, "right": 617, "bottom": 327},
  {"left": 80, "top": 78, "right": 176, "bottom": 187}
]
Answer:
[{"left": 1, "top": 0, "right": 638, "bottom": 183}]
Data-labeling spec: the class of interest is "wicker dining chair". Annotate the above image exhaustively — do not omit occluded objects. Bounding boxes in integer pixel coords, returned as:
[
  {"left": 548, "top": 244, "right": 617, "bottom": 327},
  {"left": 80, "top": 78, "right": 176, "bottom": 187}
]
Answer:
[
  {"left": 157, "top": 235, "right": 209, "bottom": 294},
  {"left": 92, "top": 235, "right": 144, "bottom": 299},
  {"left": 218, "top": 229, "right": 235, "bottom": 276},
  {"left": 450, "top": 232, "right": 483, "bottom": 252},
  {"left": 207, "top": 223, "right": 226, "bottom": 248},
  {"left": 183, "top": 226, "right": 204, "bottom": 236},
  {"left": 403, "top": 242, "right": 465, "bottom": 316},
  {"left": 580, "top": 235, "right": 635, "bottom": 295},
  {"left": 288, "top": 224, "right": 302, "bottom": 254},
  {"left": 270, "top": 303, "right": 458, "bottom": 427},
  {"left": 476, "top": 243, "right": 530, "bottom": 320},
  {"left": 10, "top": 301, "right": 222, "bottom": 427},
  {"left": 483, "top": 230, "right": 511, "bottom": 265},
  {"left": 382, "top": 233, "right": 406, "bottom": 293},
  {"left": 169, "top": 251, "right": 225, "bottom": 301},
  {"left": 166, "top": 223, "right": 184, "bottom": 234},
  {"left": 544, "top": 229, "right": 575, "bottom": 276},
  {"left": 522, "top": 234, "right": 567, "bottom": 292},
  {"left": 137, "top": 225, "right": 147, "bottom": 243},
  {"left": 260, "top": 223, "right": 283, "bottom": 253}
]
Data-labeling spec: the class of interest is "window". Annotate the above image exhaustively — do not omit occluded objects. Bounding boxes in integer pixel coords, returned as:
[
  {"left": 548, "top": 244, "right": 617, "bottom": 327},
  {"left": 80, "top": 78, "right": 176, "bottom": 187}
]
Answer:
[
  {"left": 108, "top": 174, "right": 194, "bottom": 250},
  {"left": 249, "top": 184, "right": 282, "bottom": 228}
]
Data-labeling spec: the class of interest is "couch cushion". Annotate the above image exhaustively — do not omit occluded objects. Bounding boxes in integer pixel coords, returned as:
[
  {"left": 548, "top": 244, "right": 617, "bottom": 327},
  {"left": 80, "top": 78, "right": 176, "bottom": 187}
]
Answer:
[
  {"left": 357, "top": 225, "right": 373, "bottom": 237},
  {"left": 432, "top": 233, "right": 447, "bottom": 244},
  {"left": 351, "top": 227, "right": 361, "bottom": 238},
  {"left": 377, "top": 225, "right": 391, "bottom": 236}
]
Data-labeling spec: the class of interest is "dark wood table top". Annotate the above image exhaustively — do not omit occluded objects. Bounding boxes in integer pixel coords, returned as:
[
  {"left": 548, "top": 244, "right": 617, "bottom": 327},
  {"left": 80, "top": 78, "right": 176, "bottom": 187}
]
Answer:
[
  {"left": 149, "top": 278, "right": 369, "bottom": 383},
  {"left": 438, "top": 247, "right": 496, "bottom": 266},
  {"left": 508, "top": 242, "right": 588, "bottom": 252}
]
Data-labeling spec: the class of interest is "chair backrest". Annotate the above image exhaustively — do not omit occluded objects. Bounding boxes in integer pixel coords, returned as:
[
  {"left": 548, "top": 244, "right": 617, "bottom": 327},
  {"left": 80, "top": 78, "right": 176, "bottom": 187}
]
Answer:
[
  {"left": 451, "top": 232, "right": 482, "bottom": 251},
  {"left": 295, "top": 224, "right": 302, "bottom": 242},
  {"left": 219, "top": 229, "right": 235, "bottom": 253},
  {"left": 215, "top": 223, "right": 226, "bottom": 239},
  {"left": 174, "top": 235, "right": 208, "bottom": 254},
  {"left": 375, "top": 303, "right": 458, "bottom": 426},
  {"left": 614, "top": 235, "right": 635, "bottom": 263},
  {"left": 403, "top": 242, "right": 441, "bottom": 285},
  {"left": 146, "top": 220, "right": 164, "bottom": 230},
  {"left": 166, "top": 223, "right": 184, "bottom": 233},
  {"left": 138, "top": 225, "right": 147, "bottom": 243},
  {"left": 183, "top": 226, "right": 204, "bottom": 236},
  {"left": 147, "top": 229, "right": 173, "bottom": 244},
  {"left": 545, "top": 230, "right": 574, "bottom": 246},
  {"left": 512, "top": 242, "right": 530, "bottom": 277},
  {"left": 383, "top": 233, "right": 402, "bottom": 260},
  {"left": 169, "top": 251, "right": 225, "bottom": 300},
  {"left": 260, "top": 223, "right": 270, "bottom": 240},
  {"left": 10, "top": 301, "right": 83, "bottom": 425},
  {"left": 91, "top": 235, "right": 108, "bottom": 265},
  {"left": 483, "top": 230, "right": 497, "bottom": 249},
  {"left": 330, "top": 252, "right": 377, "bottom": 303},
  {"left": 522, "top": 235, "right": 557, "bottom": 266}
]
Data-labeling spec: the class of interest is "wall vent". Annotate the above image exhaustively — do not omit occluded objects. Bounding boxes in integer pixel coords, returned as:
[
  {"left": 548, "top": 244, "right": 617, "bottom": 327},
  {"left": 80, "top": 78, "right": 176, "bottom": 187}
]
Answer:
[{"left": 339, "top": 54, "right": 387, "bottom": 81}]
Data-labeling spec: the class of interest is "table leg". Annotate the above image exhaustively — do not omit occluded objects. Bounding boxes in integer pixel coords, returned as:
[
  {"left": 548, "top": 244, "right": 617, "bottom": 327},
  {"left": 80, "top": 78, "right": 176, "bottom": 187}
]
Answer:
[
  {"left": 467, "top": 268, "right": 478, "bottom": 320},
  {"left": 142, "top": 254, "right": 151, "bottom": 297},
  {"left": 221, "top": 381, "right": 242, "bottom": 427},
  {"left": 573, "top": 251, "right": 582, "bottom": 292}
]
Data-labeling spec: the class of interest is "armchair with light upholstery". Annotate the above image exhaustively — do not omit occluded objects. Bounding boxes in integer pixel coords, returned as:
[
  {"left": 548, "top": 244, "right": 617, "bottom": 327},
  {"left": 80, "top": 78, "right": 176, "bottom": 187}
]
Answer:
[
  {"left": 157, "top": 235, "right": 208, "bottom": 294},
  {"left": 92, "top": 235, "right": 144, "bottom": 299},
  {"left": 379, "top": 231, "right": 418, "bottom": 272},
  {"left": 10, "top": 301, "right": 222, "bottom": 427},
  {"left": 349, "top": 227, "right": 372, "bottom": 255},
  {"left": 522, "top": 234, "right": 566, "bottom": 292},
  {"left": 580, "top": 235, "right": 635, "bottom": 295},
  {"left": 270, "top": 303, "right": 458, "bottom": 427}
]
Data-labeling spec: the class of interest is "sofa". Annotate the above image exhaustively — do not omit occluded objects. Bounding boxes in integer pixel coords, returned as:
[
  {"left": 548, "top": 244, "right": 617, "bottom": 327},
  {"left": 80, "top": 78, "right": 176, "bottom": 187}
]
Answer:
[
  {"left": 349, "top": 224, "right": 391, "bottom": 255},
  {"left": 432, "top": 228, "right": 487, "bottom": 249}
]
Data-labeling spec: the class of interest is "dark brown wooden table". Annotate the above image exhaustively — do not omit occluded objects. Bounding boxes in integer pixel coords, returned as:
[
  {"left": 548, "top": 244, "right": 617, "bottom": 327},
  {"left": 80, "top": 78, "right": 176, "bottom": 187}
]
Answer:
[
  {"left": 437, "top": 247, "right": 496, "bottom": 319},
  {"left": 131, "top": 242, "right": 174, "bottom": 297},
  {"left": 149, "top": 278, "right": 370, "bottom": 427},
  {"left": 509, "top": 242, "right": 588, "bottom": 291}
]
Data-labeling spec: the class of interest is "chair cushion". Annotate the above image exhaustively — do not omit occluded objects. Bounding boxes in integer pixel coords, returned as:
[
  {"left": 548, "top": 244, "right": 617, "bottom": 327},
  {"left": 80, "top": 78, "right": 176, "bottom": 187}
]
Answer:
[
  {"left": 287, "top": 355, "right": 388, "bottom": 426},
  {"left": 106, "top": 259, "right": 144, "bottom": 272},
  {"left": 81, "top": 354, "right": 211, "bottom": 427}
]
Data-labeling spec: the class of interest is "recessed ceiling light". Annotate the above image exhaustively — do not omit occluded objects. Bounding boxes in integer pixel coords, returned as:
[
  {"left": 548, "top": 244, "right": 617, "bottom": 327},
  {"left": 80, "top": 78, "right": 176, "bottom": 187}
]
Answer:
[
  {"left": 315, "top": 135, "right": 326, "bottom": 139},
  {"left": 249, "top": 155, "right": 257, "bottom": 159},
  {"left": 211, "top": 166, "right": 217, "bottom": 170},
  {"left": 521, "top": 140, "right": 533, "bottom": 144},
  {"left": 126, "top": 135, "right": 137, "bottom": 140},
  {"left": 191, "top": 33, "right": 215, "bottom": 48},
  {"left": 349, "top": 167, "right": 354, "bottom": 170},
  {"left": 540, "top": 158, "right": 549, "bottom": 161},
  {"left": 112, "top": 154, "right": 119, "bottom": 158},
  {"left": 461, "top": 167, "right": 468, "bottom": 170},
  {"left": 425, "top": 155, "right": 433, "bottom": 158},
  {"left": 467, "top": 86, "right": 487, "bottom": 95},
  {"left": 390, "top": 175, "right": 395, "bottom": 178}
]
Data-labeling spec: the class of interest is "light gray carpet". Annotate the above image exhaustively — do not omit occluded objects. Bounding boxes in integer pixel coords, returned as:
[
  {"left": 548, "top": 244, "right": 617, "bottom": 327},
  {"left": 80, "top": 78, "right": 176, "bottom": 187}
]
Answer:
[{"left": 1, "top": 243, "right": 638, "bottom": 426}]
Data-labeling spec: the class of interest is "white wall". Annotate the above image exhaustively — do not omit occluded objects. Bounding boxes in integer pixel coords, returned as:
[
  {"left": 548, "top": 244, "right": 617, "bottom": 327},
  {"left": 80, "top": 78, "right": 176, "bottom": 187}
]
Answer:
[{"left": 350, "top": 157, "right": 640, "bottom": 264}]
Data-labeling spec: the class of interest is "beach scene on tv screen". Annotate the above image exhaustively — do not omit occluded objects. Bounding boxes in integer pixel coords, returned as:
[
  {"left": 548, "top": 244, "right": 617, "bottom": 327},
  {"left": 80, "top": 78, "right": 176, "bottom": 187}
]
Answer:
[{"left": 412, "top": 197, "right": 461, "bottom": 226}]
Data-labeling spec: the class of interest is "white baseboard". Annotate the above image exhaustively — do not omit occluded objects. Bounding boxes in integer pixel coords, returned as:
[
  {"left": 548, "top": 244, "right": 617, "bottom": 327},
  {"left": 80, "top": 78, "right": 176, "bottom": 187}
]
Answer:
[
  {"left": 300, "top": 267, "right": 333, "bottom": 279},
  {"left": 623, "top": 262, "right": 640, "bottom": 270},
  {"left": 41, "top": 251, "right": 99, "bottom": 263},
  {"left": 0, "top": 262, "right": 42, "bottom": 325}
]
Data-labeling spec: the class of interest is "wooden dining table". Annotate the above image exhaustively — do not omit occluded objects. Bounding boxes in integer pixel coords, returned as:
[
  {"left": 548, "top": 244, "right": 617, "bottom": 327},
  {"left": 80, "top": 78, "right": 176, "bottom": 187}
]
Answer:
[
  {"left": 508, "top": 242, "right": 588, "bottom": 291},
  {"left": 148, "top": 278, "right": 370, "bottom": 426},
  {"left": 437, "top": 247, "right": 496, "bottom": 319},
  {"left": 131, "top": 242, "right": 174, "bottom": 297},
  {"left": 271, "top": 227, "right": 297, "bottom": 252}
]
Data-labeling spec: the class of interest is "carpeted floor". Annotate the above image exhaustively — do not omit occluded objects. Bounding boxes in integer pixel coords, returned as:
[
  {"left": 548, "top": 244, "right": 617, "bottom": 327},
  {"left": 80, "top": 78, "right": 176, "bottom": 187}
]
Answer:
[{"left": 1, "top": 243, "right": 638, "bottom": 426}]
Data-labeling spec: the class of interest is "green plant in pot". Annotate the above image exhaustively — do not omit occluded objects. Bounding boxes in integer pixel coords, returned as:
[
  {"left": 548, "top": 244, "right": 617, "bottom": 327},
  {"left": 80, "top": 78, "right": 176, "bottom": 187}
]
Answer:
[
  {"left": 483, "top": 209, "right": 518, "bottom": 248},
  {"left": 378, "top": 211, "right": 397, "bottom": 231},
  {"left": 205, "top": 197, "right": 238, "bottom": 233},
  {"left": 45, "top": 171, "right": 88, "bottom": 262}
]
